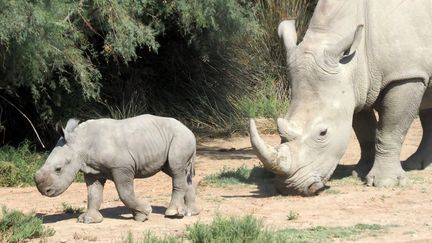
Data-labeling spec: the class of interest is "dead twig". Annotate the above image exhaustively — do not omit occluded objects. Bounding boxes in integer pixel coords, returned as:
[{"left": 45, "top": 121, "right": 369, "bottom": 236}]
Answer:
[{"left": 0, "top": 95, "right": 46, "bottom": 148}]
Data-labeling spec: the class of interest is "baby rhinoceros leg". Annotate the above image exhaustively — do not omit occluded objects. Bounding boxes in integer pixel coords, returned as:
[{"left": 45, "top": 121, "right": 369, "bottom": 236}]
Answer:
[
  {"left": 112, "top": 169, "right": 152, "bottom": 221},
  {"left": 165, "top": 171, "right": 188, "bottom": 217},
  {"left": 78, "top": 174, "right": 106, "bottom": 224},
  {"left": 164, "top": 137, "right": 198, "bottom": 218}
]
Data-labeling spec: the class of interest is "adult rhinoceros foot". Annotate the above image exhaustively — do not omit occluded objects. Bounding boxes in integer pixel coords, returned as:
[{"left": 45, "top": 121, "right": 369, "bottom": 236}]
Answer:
[
  {"left": 185, "top": 204, "right": 200, "bottom": 216},
  {"left": 77, "top": 211, "right": 103, "bottom": 224},
  {"left": 366, "top": 166, "right": 408, "bottom": 187}
]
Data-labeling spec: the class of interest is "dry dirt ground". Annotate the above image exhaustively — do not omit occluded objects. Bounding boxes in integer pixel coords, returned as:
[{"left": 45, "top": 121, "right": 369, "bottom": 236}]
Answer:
[{"left": 1, "top": 119, "right": 432, "bottom": 242}]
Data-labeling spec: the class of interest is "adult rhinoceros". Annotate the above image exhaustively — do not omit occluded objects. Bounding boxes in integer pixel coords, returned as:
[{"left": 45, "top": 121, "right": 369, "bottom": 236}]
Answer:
[
  {"left": 250, "top": 0, "right": 432, "bottom": 196},
  {"left": 35, "top": 115, "right": 199, "bottom": 223}
]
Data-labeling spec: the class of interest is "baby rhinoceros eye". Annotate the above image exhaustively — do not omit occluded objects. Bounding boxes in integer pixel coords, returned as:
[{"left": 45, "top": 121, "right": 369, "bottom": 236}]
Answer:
[{"left": 55, "top": 167, "right": 62, "bottom": 174}]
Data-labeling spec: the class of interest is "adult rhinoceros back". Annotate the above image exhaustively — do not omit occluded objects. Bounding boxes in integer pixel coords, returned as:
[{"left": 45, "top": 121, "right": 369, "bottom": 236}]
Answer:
[{"left": 251, "top": 0, "right": 432, "bottom": 195}]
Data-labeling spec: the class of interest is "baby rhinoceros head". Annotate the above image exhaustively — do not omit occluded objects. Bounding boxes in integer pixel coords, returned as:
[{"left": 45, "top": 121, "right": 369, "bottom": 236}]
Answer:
[{"left": 34, "top": 119, "right": 81, "bottom": 197}]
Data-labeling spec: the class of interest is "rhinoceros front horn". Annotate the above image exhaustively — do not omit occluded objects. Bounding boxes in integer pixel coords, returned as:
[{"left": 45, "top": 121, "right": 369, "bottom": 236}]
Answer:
[{"left": 249, "top": 119, "right": 291, "bottom": 175}]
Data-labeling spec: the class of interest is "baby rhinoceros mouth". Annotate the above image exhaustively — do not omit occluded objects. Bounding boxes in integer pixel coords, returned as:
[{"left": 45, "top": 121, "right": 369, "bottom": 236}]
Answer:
[{"left": 34, "top": 170, "right": 57, "bottom": 197}]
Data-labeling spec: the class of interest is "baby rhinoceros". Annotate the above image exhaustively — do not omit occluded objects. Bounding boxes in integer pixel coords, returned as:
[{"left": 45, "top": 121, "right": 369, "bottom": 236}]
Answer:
[{"left": 34, "top": 114, "right": 199, "bottom": 223}]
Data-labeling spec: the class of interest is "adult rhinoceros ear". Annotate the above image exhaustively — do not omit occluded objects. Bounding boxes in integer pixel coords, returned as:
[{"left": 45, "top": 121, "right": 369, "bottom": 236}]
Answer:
[
  {"left": 278, "top": 19, "right": 298, "bottom": 57},
  {"left": 62, "top": 118, "right": 79, "bottom": 143}
]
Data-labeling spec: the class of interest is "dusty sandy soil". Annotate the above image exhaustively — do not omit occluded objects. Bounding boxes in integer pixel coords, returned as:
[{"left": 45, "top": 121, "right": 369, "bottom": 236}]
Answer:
[{"left": 1, "top": 119, "right": 432, "bottom": 242}]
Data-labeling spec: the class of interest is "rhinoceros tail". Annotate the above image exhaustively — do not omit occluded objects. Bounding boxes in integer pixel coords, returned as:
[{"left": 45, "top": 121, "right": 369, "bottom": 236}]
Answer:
[{"left": 186, "top": 150, "right": 196, "bottom": 185}]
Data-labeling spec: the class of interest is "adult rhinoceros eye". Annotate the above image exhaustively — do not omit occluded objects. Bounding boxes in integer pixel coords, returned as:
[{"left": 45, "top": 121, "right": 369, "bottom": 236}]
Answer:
[{"left": 319, "top": 129, "right": 328, "bottom": 136}]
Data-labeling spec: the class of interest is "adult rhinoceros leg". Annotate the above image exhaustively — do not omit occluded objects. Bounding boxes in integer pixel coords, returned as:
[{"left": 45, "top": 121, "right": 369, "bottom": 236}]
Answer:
[
  {"left": 112, "top": 169, "right": 152, "bottom": 221},
  {"left": 352, "top": 110, "right": 377, "bottom": 178},
  {"left": 366, "top": 80, "right": 426, "bottom": 187},
  {"left": 403, "top": 108, "right": 432, "bottom": 170},
  {"left": 77, "top": 174, "right": 106, "bottom": 224}
]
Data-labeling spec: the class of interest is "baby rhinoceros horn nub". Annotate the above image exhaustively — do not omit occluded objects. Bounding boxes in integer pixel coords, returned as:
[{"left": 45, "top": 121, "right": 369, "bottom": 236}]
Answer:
[{"left": 249, "top": 119, "right": 291, "bottom": 175}]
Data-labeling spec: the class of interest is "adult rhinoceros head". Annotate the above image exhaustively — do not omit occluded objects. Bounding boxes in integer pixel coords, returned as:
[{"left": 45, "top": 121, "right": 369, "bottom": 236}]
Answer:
[
  {"left": 35, "top": 119, "right": 81, "bottom": 197},
  {"left": 251, "top": 16, "right": 364, "bottom": 196}
]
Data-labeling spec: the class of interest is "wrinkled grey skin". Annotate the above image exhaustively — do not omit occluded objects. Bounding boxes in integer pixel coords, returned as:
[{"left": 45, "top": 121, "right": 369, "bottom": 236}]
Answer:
[
  {"left": 35, "top": 115, "right": 199, "bottom": 223},
  {"left": 250, "top": 0, "right": 432, "bottom": 196}
]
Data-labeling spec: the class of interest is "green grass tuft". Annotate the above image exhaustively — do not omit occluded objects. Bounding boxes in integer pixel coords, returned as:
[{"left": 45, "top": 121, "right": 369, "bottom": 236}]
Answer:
[
  {"left": 62, "top": 202, "right": 84, "bottom": 214},
  {"left": 287, "top": 211, "right": 299, "bottom": 221},
  {"left": 202, "top": 165, "right": 275, "bottom": 187},
  {"left": 274, "top": 224, "right": 392, "bottom": 243},
  {"left": 120, "top": 231, "right": 182, "bottom": 243},
  {"left": 203, "top": 165, "right": 251, "bottom": 186},
  {"left": 187, "top": 215, "right": 263, "bottom": 243},
  {"left": 121, "top": 215, "right": 393, "bottom": 243},
  {"left": 0, "top": 207, "right": 55, "bottom": 243}
]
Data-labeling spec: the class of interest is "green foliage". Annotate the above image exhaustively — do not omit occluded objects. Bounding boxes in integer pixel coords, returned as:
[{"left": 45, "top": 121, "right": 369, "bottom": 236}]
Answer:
[
  {"left": 203, "top": 165, "right": 275, "bottom": 187},
  {"left": 119, "top": 215, "right": 392, "bottom": 243},
  {"left": 0, "top": 0, "right": 318, "bottom": 144},
  {"left": 0, "top": 142, "right": 83, "bottom": 187},
  {"left": 187, "top": 215, "right": 264, "bottom": 243},
  {"left": 61, "top": 202, "right": 84, "bottom": 214},
  {"left": 239, "top": 78, "right": 289, "bottom": 119},
  {"left": 121, "top": 231, "right": 182, "bottom": 243},
  {"left": 203, "top": 165, "right": 251, "bottom": 186},
  {"left": 287, "top": 211, "right": 299, "bottom": 221},
  {"left": 0, "top": 142, "right": 46, "bottom": 186},
  {"left": 0, "top": 207, "right": 55, "bottom": 243}
]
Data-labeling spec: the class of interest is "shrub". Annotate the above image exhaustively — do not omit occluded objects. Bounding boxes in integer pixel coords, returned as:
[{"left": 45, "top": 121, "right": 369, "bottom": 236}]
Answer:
[
  {"left": 0, "top": 207, "right": 55, "bottom": 243},
  {"left": 0, "top": 142, "right": 46, "bottom": 187},
  {"left": 0, "top": 141, "right": 83, "bottom": 187}
]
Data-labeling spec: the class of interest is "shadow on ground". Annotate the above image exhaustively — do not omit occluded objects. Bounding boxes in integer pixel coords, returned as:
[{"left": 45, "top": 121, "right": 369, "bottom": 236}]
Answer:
[
  {"left": 38, "top": 205, "right": 167, "bottom": 224},
  {"left": 331, "top": 164, "right": 356, "bottom": 180},
  {"left": 197, "top": 146, "right": 255, "bottom": 160},
  {"left": 217, "top": 166, "right": 279, "bottom": 198}
]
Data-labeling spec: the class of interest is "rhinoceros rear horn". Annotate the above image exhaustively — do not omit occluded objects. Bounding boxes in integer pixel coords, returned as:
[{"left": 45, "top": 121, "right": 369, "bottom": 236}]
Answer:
[
  {"left": 277, "top": 118, "right": 302, "bottom": 143},
  {"left": 249, "top": 119, "right": 291, "bottom": 175},
  {"left": 329, "top": 24, "right": 364, "bottom": 59}
]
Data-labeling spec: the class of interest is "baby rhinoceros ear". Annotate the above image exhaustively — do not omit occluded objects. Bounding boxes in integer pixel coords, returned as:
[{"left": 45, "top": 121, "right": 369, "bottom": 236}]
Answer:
[{"left": 62, "top": 118, "right": 80, "bottom": 143}]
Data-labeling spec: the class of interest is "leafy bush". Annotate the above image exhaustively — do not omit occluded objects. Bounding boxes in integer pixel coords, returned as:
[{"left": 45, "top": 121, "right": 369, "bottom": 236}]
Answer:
[
  {"left": 0, "top": 142, "right": 84, "bottom": 187},
  {"left": 0, "top": 0, "right": 319, "bottom": 145},
  {"left": 0, "top": 142, "right": 46, "bottom": 186},
  {"left": 0, "top": 207, "right": 55, "bottom": 243}
]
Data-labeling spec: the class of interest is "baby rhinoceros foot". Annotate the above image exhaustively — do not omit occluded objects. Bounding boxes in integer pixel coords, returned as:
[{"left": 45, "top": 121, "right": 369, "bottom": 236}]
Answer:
[
  {"left": 132, "top": 205, "right": 152, "bottom": 222},
  {"left": 77, "top": 211, "right": 103, "bottom": 224},
  {"left": 165, "top": 205, "right": 187, "bottom": 218}
]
